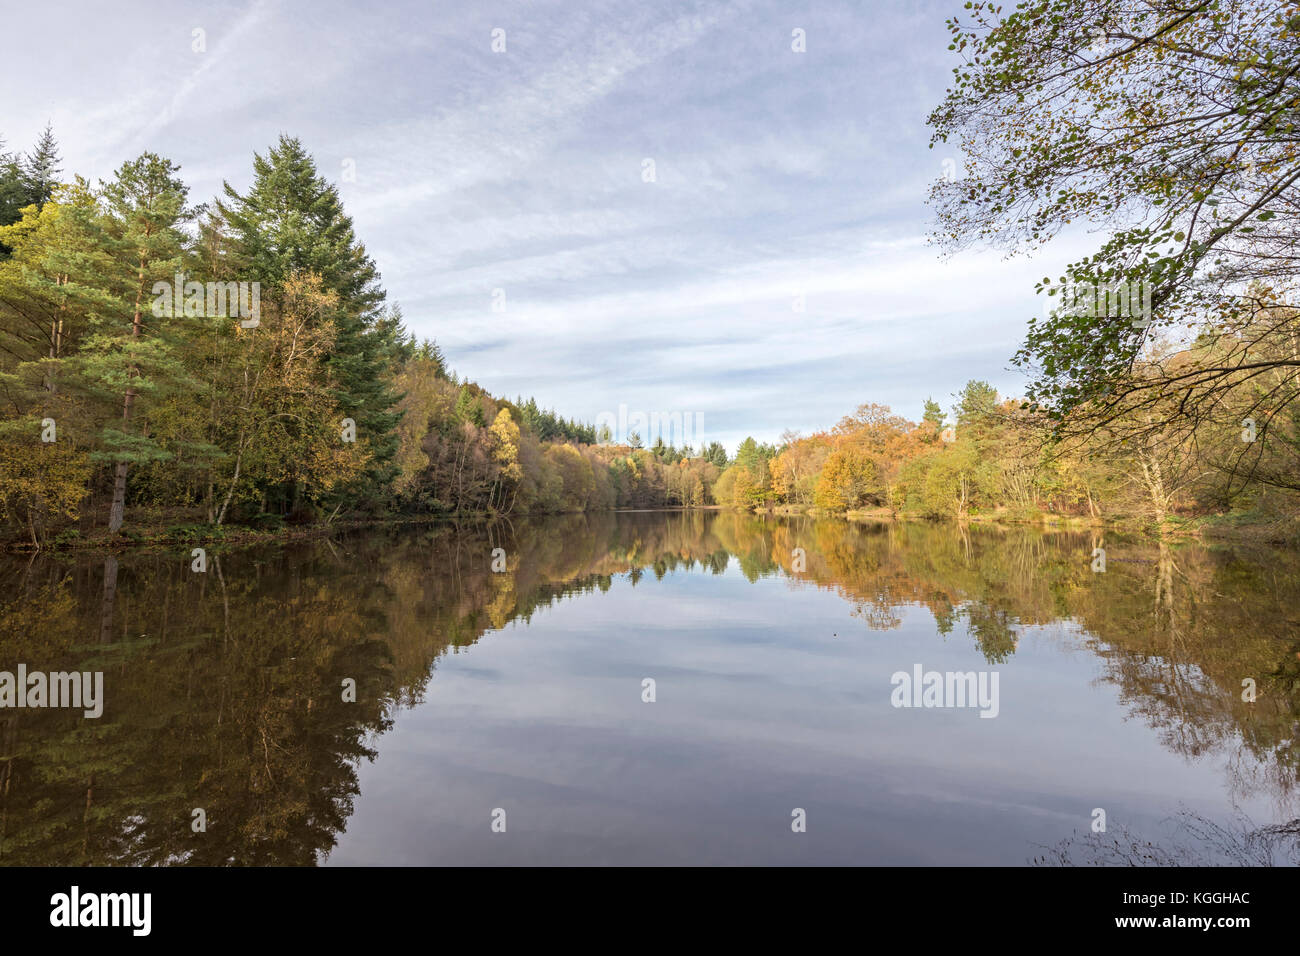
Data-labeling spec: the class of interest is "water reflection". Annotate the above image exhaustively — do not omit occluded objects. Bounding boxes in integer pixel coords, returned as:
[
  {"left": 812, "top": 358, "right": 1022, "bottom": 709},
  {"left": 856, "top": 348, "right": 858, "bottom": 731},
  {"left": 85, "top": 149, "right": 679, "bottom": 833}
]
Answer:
[{"left": 1, "top": 511, "right": 1297, "bottom": 865}]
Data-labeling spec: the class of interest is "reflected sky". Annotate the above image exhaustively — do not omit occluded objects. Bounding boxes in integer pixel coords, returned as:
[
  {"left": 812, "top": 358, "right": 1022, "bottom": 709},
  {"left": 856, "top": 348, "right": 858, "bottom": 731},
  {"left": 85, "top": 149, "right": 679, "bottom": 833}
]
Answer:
[{"left": 331, "top": 546, "right": 1287, "bottom": 865}]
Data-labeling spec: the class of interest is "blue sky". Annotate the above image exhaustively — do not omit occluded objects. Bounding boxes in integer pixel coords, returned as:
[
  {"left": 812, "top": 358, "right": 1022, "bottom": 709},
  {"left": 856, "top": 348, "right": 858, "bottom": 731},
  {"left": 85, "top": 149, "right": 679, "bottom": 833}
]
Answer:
[{"left": 5, "top": 0, "right": 1096, "bottom": 452}]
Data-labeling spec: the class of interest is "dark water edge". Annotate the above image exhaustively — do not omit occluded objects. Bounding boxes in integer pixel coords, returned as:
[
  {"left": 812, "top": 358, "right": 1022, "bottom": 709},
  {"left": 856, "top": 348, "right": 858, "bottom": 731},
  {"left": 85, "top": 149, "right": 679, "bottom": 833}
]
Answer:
[
  {"left": 1, "top": 510, "right": 1298, "bottom": 865},
  {"left": 4, "top": 502, "right": 1276, "bottom": 560}
]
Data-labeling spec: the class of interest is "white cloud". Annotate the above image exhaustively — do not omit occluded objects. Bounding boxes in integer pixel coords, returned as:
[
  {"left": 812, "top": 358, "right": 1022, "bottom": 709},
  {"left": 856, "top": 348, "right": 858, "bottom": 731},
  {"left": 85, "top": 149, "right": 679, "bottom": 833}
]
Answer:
[{"left": 0, "top": 0, "right": 1093, "bottom": 449}]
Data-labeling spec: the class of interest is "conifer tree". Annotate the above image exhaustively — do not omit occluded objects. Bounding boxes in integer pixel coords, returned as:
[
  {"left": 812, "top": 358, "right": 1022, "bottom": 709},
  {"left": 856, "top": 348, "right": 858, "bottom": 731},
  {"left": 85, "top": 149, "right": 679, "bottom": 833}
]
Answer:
[
  {"left": 0, "top": 138, "right": 28, "bottom": 255},
  {"left": 923, "top": 397, "right": 943, "bottom": 429},
  {"left": 215, "top": 136, "right": 405, "bottom": 509},
  {"left": 703, "top": 441, "right": 728, "bottom": 468},
  {"left": 21, "top": 124, "right": 60, "bottom": 209},
  {"left": 67, "top": 153, "right": 194, "bottom": 532}
]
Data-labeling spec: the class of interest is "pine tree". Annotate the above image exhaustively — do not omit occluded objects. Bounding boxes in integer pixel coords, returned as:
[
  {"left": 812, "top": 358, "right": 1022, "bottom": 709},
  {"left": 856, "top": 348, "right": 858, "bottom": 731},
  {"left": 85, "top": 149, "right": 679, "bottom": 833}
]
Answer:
[
  {"left": 68, "top": 153, "right": 195, "bottom": 532},
  {"left": 0, "top": 188, "right": 100, "bottom": 543},
  {"left": 954, "top": 380, "right": 998, "bottom": 428}
]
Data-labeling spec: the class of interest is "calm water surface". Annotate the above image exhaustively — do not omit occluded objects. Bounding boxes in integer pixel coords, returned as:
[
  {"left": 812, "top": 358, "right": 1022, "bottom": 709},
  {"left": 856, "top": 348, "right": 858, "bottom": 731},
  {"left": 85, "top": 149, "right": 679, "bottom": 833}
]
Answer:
[{"left": 2, "top": 511, "right": 1298, "bottom": 865}]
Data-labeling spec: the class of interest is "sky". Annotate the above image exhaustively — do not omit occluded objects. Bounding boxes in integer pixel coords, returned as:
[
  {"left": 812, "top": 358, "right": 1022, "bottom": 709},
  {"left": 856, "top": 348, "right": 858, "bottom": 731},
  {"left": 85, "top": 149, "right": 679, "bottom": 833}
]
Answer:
[{"left": 3, "top": 0, "right": 1099, "bottom": 453}]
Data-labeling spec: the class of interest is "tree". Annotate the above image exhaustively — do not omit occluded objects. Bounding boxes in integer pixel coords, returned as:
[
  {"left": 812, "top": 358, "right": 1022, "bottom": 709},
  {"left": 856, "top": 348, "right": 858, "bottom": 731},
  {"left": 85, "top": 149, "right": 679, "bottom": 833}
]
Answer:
[
  {"left": 68, "top": 154, "right": 194, "bottom": 532},
  {"left": 1122, "top": 416, "right": 1206, "bottom": 528},
  {"left": 909, "top": 443, "right": 981, "bottom": 519},
  {"left": 954, "top": 380, "right": 998, "bottom": 429},
  {"left": 923, "top": 397, "right": 945, "bottom": 439},
  {"left": 814, "top": 447, "right": 878, "bottom": 511},
  {"left": 489, "top": 407, "right": 522, "bottom": 512},
  {"left": 0, "top": 127, "right": 61, "bottom": 258},
  {"left": 1201, "top": 300, "right": 1300, "bottom": 496},
  {"left": 734, "top": 436, "right": 776, "bottom": 474},
  {"left": 207, "top": 274, "right": 363, "bottom": 525},
  {"left": 391, "top": 351, "right": 451, "bottom": 500},
  {"left": 770, "top": 435, "right": 819, "bottom": 506},
  {"left": 454, "top": 386, "right": 485, "bottom": 427},
  {"left": 929, "top": 1, "right": 1300, "bottom": 433},
  {"left": 21, "top": 125, "right": 60, "bottom": 210},
  {"left": 413, "top": 337, "right": 447, "bottom": 378},
  {"left": 0, "top": 187, "right": 99, "bottom": 543},
  {"left": 215, "top": 136, "right": 405, "bottom": 509},
  {"left": 0, "top": 438, "right": 92, "bottom": 546},
  {"left": 0, "top": 138, "right": 25, "bottom": 234},
  {"left": 727, "top": 437, "right": 777, "bottom": 507}
]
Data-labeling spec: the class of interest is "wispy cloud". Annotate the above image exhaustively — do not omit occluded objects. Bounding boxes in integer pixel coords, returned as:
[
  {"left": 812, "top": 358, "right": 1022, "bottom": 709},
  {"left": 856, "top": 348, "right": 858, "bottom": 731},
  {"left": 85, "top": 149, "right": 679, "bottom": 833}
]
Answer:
[{"left": 2, "top": 0, "right": 1074, "bottom": 451}]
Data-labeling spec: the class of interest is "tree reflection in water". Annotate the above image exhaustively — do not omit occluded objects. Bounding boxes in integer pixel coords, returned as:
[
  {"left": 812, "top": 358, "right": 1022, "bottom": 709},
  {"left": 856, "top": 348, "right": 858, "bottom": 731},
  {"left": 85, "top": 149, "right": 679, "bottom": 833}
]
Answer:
[{"left": 0, "top": 511, "right": 1297, "bottom": 864}]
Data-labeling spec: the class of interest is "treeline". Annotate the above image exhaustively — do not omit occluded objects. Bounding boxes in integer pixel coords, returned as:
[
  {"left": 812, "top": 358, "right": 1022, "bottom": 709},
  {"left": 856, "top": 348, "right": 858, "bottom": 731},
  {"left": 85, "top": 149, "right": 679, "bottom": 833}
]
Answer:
[
  {"left": 0, "top": 132, "right": 730, "bottom": 546},
  {"left": 392, "top": 351, "right": 723, "bottom": 515},
  {"left": 6, "top": 127, "right": 1293, "bottom": 547},
  {"left": 713, "top": 373, "right": 1300, "bottom": 534}
]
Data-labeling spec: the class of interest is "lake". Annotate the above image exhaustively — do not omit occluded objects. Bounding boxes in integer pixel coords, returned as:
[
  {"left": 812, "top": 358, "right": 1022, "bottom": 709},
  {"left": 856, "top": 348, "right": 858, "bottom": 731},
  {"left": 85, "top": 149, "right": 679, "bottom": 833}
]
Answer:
[{"left": 2, "top": 511, "right": 1298, "bottom": 865}]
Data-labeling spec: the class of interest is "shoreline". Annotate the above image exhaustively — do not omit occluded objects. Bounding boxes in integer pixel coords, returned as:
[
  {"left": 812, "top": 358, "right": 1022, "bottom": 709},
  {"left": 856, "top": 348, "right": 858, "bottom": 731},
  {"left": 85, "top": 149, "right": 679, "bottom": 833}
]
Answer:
[{"left": 5, "top": 505, "right": 1290, "bottom": 556}]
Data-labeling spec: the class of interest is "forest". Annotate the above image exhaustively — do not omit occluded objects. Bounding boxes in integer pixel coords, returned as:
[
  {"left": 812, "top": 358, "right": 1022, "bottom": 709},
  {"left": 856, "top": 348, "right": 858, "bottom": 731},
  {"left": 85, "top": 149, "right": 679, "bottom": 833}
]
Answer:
[
  {"left": 0, "top": 131, "right": 734, "bottom": 546},
  {"left": 709, "top": 375, "right": 1300, "bottom": 534},
  {"left": 4, "top": 7, "right": 1300, "bottom": 556}
]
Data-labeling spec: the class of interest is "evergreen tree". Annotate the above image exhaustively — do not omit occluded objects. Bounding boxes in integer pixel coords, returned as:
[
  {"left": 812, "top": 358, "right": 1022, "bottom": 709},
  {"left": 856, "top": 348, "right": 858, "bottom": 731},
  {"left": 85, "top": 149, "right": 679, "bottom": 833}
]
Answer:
[
  {"left": 454, "top": 385, "right": 485, "bottom": 427},
  {"left": 0, "top": 138, "right": 28, "bottom": 256},
  {"left": 954, "top": 380, "right": 999, "bottom": 428},
  {"left": 734, "top": 437, "right": 763, "bottom": 473},
  {"left": 923, "top": 397, "right": 944, "bottom": 429},
  {"left": 21, "top": 124, "right": 60, "bottom": 209},
  {"left": 415, "top": 337, "right": 447, "bottom": 378},
  {"left": 215, "top": 136, "right": 405, "bottom": 509},
  {"left": 0, "top": 186, "right": 101, "bottom": 543},
  {"left": 69, "top": 153, "right": 195, "bottom": 532},
  {"left": 0, "top": 127, "right": 61, "bottom": 259},
  {"left": 703, "top": 441, "right": 728, "bottom": 468}
]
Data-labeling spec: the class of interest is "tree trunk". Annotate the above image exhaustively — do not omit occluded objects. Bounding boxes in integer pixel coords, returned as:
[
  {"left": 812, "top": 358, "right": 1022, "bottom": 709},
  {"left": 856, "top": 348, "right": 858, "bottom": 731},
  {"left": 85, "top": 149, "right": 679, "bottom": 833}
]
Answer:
[
  {"left": 215, "top": 437, "right": 247, "bottom": 526},
  {"left": 98, "top": 555, "right": 119, "bottom": 644},
  {"left": 107, "top": 460, "right": 129, "bottom": 533},
  {"left": 107, "top": 262, "right": 148, "bottom": 533}
]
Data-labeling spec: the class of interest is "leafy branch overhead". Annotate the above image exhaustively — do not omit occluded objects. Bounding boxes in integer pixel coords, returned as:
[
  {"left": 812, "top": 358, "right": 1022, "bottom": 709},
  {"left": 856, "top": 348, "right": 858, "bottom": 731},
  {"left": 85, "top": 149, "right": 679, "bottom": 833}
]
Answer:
[{"left": 929, "top": 0, "right": 1300, "bottom": 425}]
